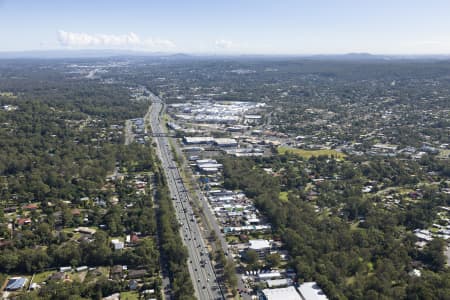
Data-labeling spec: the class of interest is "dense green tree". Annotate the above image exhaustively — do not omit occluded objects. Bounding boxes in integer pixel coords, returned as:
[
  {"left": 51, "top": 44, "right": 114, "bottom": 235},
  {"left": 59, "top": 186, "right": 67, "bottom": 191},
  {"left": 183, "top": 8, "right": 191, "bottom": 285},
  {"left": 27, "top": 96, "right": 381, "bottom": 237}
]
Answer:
[{"left": 266, "top": 252, "right": 281, "bottom": 268}]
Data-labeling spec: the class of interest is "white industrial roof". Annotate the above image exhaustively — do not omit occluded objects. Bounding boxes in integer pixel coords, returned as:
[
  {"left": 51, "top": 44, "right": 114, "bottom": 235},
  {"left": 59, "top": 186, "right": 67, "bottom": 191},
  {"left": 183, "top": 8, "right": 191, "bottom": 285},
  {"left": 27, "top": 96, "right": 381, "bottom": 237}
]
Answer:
[
  {"left": 196, "top": 159, "right": 218, "bottom": 164},
  {"left": 262, "top": 286, "right": 302, "bottom": 300},
  {"left": 258, "top": 271, "right": 281, "bottom": 279},
  {"left": 198, "top": 163, "right": 223, "bottom": 169},
  {"left": 184, "top": 136, "right": 214, "bottom": 143},
  {"left": 247, "top": 218, "right": 260, "bottom": 223},
  {"left": 214, "top": 138, "right": 238, "bottom": 145},
  {"left": 245, "top": 114, "right": 262, "bottom": 119},
  {"left": 249, "top": 239, "right": 271, "bottom": 250},
  {"left": 298, "top": 282, "right": 328, "bottom": 300},
  {"left": 266, "top": 278, "right": 290, "bottom": 288}
]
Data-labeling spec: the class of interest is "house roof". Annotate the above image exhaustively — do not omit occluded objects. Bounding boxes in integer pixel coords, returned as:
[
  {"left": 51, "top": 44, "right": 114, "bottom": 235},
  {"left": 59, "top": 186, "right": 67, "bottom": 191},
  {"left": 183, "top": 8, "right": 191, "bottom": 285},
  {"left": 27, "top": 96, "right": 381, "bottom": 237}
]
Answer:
[
  {"left": 75, "top": 227, "right": 96, "bottom": 235},
  {"left": 23, "top": 203, "right": 38, "bottom": 210},
  {"left": 71, "top": 209, "right": 81, "bottom": 215},
  {"left": 130, "top": 234, "right": 139, "bottom": 243},
  {"left": 17, "top": 218, "right": 31, "bottom": 225},
  {"left": 111, "top": 265, "right": 123, "bottom": 274},
  {"left": 6, "top": 277, "right": 27, "bottom": 291}
]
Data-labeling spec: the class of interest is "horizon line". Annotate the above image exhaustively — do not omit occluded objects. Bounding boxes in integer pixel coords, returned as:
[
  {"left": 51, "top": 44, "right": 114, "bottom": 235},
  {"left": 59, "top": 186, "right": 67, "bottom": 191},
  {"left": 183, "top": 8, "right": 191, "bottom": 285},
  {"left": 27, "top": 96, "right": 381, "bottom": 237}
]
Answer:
[{"left": 1, "top": 49, "right": 450, "bottom": 58}]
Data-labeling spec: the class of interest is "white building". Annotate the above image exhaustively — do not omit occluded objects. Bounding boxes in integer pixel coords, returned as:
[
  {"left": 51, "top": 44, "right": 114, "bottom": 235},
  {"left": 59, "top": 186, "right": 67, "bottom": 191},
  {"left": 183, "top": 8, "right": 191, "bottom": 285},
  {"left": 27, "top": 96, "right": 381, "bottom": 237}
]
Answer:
[
  {"left": 413, "top": 229, "right": 433, "bottom": 242},
  {"left": 214, "top": 138, "right": 238, "bottom": 147},
  {"left": 76, "top": 266, "right": 88, "bottom": 272},
  {"left": 262, "top": 286, "right": 302, "bottom": 300},
  {"left": 266, "top": 278, "right": 291, "bottom": 288},
  {"left": 298, "top": 282, "right": 328, "bottom": 300},
  {"left": 184, "top": 136, "right": 214, "bottom": 144},
  {"left": 258, "top": 271, "right": 282, "bottom": 281},
  {"left": 249, "top": 239, "right": 271, "bottom": 257},
  {"left": 111, "top": 239, "right": 124, "bottom": 250}
]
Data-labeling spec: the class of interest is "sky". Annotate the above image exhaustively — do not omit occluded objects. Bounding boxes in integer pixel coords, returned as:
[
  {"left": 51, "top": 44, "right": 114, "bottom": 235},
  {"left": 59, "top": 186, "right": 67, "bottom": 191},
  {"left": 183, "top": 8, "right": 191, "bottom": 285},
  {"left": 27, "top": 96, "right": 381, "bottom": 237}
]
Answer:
[{"left": 1, "top": 0, "right": 450, "bottom": 55}]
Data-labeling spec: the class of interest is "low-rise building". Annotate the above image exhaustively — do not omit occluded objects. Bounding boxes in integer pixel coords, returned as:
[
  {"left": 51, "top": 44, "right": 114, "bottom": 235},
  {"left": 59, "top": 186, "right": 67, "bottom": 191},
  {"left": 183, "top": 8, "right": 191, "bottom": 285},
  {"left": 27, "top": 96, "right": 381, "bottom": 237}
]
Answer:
[
  {"left": 262, "top": 286, "right": 302, "bottom": 300},
  {"left": 75, "top": 227, "right": 96, "bottom": 235},
  {"left": 111, "top": 239, "right": 124, "bottom": 250},
  {"left": 76, "top": 266, "right": 88, "bottom": 272},
  {"left": 249, "top": 239, "right": 271, "bottom": 258},
  {"left": 266, "top": 278, "right": 291, "bottom": 288},
  {"left": 258, "top": 271, "right": 282, "bottom": 281},
  {"left": 214, "top": 138, "right": 238, "bottom": 147},
  {"left": 184, "top": 136, "right": 214, "bottom": 144},
  {"left": 298, "top": 282, "right": 328, "bottom": 300},
  {"left": 5, "top": 277, "right": 27, "bottom": 291},
  {"left": 60, "top": 266, "right": 72, "bottom": 272}
]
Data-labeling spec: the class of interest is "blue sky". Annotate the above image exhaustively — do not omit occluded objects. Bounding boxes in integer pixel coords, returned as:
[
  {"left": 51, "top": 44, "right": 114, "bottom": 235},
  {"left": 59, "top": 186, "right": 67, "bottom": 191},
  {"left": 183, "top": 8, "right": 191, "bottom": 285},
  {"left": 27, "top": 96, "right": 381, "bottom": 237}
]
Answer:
[{"left": 1, "top": 0, "right": 450, "bottom": 54}]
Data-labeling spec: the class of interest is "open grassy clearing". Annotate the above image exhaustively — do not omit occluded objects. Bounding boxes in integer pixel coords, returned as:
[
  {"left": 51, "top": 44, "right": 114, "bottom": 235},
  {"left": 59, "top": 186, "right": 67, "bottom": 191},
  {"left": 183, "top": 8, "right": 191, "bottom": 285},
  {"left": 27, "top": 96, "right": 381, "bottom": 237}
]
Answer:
[
  {"left": 120, "top": 291, "right": 139, "bottom": 300},
  {"left": 33, "top": 271, "right": 54, "bottom": 283},
  {"left": 277, "top": 146, "right": 346, "bottom": 159},
  {"left": 279, "top": 191, "right": 289, "bottom": 202},
  {"left": 438, "top": 149, "right": 450, "bottom": 159},
  {"left": 0, "top": 92, "right": 17, "bottom": 98}
]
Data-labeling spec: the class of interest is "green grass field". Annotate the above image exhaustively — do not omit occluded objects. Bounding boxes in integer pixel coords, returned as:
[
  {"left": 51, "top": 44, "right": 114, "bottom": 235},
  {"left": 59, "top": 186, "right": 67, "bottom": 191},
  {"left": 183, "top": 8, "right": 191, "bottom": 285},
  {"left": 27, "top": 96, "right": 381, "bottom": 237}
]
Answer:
[
  {"left": 279, "top": 191, "right": 289, "bottom": 202},
  {"left": 121, "top": 291, "right": 139, "bottom": 300},
  {"left": 277, "top": 146, "right": 346, "bottom": 159},
  {"left": 438, "top": 149, "right": 450, "bottom": 159},
  {"left": 33, "top": 271, "right": 54, "bottom": 283}
]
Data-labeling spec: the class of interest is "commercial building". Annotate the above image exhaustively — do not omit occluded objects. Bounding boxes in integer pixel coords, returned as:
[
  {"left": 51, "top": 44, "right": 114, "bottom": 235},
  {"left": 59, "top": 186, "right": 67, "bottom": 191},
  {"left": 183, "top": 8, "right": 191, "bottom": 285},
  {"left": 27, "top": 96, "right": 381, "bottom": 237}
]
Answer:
[
  {"left": 184, "top": 136, "right": 215, "bottom": 144},
  {"left": 249, "top": 239, "right": 271, "bottom": 258},
  {"left": 214, "top": 138, "right": 238, "bottom": 147},
  {"left": 266, "top": 278, "right": 291, "bottom": 288},
  {"left": 298, "top": 282, "right": 328, "bottom": 300},
  {"left": 258, "top": 271, "right": 282, "bottom": 281},
  {"left": 262, "top": 286, "right": 302, "bottom": 300}
]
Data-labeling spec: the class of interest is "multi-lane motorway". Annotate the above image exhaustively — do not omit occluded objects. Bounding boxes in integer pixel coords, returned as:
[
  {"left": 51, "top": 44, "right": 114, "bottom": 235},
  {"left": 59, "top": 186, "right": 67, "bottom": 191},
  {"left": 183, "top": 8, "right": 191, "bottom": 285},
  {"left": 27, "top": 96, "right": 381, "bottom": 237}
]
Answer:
[{"left": 146, "top": 93, "right": 224, "bottom": 300}]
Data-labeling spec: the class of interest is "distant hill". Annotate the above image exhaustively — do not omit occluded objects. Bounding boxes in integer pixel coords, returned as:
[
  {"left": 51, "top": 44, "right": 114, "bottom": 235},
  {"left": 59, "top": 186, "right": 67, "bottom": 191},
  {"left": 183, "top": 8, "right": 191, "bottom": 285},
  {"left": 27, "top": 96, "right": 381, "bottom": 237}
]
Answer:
[
  {"left": 306, "top": 53, "right": 389, "bottom": 61},
  {"left": 304, "top": 53, "right": 450, "bottom": 61},
  {"left": 0, "top": 50, "right": 449, "bottom": 61}
]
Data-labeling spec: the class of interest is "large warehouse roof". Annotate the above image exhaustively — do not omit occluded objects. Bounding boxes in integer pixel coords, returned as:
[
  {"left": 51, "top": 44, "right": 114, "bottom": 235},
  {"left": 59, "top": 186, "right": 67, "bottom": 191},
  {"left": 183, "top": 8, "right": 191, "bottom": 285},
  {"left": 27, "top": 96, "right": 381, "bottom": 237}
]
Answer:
[
  {"left": 262, "top": 286, "right": 302, "bottom": 300},
  {"left": 298, "top": 282, "right": 328, "bottom": 300}
]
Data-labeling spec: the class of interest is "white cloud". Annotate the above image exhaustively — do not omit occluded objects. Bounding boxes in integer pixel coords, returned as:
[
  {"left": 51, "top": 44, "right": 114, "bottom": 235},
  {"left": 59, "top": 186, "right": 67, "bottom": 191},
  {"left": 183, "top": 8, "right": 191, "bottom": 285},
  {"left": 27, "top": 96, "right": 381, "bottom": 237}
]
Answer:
[
  {"left": 215, "top": 39, "right": 234, "bottom": 49},
  {"left": 57, "top": 30, "right": 175, "bottom": 50}
]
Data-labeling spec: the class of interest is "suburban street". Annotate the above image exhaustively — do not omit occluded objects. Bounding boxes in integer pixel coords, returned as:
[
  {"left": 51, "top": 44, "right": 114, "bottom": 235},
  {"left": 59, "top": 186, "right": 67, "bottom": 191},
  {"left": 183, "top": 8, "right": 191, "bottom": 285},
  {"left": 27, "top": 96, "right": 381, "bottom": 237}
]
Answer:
[{"left": 146, "top": 93, "right": 224, "bottom": 300}]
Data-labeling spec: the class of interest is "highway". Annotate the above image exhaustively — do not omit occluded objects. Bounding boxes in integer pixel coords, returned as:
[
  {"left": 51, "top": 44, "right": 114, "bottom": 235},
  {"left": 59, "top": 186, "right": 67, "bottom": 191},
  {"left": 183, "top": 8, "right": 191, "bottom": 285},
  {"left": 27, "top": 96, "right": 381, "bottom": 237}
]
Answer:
[
  {"left": 167, "top": 116, "right": 252, "bottom": 300},
  {"left": 171, "top": 144, "right": 230, "bottom": 254},
  {"left": 146, "top": 93, "right": 224, "bottom": 300}
]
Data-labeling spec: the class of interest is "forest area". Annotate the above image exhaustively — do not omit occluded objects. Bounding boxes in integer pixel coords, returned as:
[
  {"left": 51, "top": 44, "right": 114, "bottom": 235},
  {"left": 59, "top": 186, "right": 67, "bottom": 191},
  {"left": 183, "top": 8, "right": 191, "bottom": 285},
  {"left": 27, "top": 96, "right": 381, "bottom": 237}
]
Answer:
[{"left": 221, "top": 154, "right": 450, "bottom": 300}]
